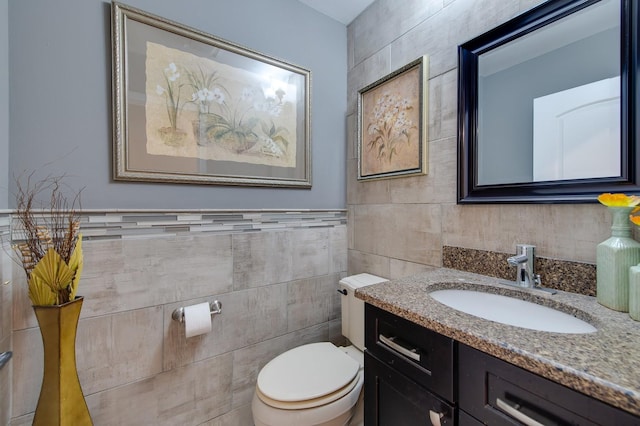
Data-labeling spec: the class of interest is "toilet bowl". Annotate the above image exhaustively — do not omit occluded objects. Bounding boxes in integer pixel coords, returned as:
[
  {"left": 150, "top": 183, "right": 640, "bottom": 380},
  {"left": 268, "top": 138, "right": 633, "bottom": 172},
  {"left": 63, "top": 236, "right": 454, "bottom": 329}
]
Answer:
[
  {"left": 252, "top": 343, "right": 364, "bottom": 426},
  {"left": 251, "top": 273, "right": 387, "bottom": 426}
]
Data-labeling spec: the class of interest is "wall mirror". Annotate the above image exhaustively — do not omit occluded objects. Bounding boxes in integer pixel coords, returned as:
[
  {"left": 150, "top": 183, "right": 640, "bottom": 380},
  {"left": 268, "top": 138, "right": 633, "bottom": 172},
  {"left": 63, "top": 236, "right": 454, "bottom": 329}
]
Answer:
[{"left": 458, "top": 0, "right": 639, "bottom": 203}]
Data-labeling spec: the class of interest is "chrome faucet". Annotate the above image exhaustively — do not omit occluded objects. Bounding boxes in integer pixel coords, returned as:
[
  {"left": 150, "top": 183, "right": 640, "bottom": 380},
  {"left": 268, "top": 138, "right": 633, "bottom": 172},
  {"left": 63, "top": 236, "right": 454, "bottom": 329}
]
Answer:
[
  {"left": 507, "top": 245, "right": 557, "bottom": 294},
  {"left": 507, "top": 244, "right": 540, "bottom": 288}
]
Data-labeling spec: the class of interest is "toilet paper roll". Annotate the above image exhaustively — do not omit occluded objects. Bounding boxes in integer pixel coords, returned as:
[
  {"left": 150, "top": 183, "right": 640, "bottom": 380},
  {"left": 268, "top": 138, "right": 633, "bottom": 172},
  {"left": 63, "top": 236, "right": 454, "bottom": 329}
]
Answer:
[{"left": 184, "top": 302, "right": 212, "bottom": 338}]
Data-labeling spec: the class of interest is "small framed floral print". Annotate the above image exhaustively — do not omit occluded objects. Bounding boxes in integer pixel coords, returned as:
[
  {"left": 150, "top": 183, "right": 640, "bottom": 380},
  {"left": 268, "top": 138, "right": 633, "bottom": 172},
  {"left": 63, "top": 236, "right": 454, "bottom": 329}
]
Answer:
[
  {"left": 357, "top": 56, "right": 428, "bottom": 180},
  {"left": 111, "top": 2, "right": 311, "bottom": 187}
]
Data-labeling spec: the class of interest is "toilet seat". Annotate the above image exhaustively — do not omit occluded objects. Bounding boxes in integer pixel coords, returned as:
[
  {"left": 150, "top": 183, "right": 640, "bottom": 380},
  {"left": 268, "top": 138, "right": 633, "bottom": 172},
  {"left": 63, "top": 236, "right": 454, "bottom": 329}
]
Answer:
[
  {"left": 252, "top": 370, "right": 364, "bottom": 426},
  {"left": 256, "top": 372, "right": 360, "bottom": 409},
  {"left": 256, "top": 342, "right": 360, "bottom": 409}
]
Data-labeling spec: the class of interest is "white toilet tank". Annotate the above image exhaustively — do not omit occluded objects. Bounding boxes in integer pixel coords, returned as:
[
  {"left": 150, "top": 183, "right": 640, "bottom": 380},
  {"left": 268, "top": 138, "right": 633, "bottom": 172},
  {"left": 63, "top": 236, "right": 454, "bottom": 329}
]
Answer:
[{"left": 339, "top": 273, "right": 387, "bottom": 351}]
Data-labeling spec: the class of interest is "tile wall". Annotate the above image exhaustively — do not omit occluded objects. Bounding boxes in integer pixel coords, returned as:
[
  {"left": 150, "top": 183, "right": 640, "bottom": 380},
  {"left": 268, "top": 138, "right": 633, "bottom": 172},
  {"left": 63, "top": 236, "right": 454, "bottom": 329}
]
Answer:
[
  {"left": 7, "top": 210, "right": 347, "bottom": 425},
  {"left": 347, "top": 0, "right": 610, "bottom": 280}
]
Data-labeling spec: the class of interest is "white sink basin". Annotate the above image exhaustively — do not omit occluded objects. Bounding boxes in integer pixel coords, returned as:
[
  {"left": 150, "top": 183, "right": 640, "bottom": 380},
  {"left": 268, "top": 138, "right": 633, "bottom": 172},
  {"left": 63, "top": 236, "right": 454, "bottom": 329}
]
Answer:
[{"left": 429, "top": 289, "right": 596, "bottom": 334}]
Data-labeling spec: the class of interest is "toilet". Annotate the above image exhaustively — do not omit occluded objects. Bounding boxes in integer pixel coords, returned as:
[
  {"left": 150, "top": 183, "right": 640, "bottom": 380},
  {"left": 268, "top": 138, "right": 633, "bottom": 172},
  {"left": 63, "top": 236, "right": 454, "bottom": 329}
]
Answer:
[{"left": 251, "top": 273, "right": 387, "bottom": 426}]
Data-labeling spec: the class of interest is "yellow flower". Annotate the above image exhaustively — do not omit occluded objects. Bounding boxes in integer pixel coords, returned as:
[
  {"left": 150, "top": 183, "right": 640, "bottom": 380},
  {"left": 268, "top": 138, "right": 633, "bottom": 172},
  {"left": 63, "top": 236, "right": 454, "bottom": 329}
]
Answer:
[
  {"left": 597, "top": 193, "right": 640, "bottom": 207},
  {"left": 630, "top": 206, "right": 640, "bottom": 227}
]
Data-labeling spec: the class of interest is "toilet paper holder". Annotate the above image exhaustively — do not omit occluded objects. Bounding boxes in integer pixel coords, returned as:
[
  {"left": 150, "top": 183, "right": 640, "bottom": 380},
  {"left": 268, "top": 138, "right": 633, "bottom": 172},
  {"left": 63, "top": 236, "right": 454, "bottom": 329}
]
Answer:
[{"left": 171, "top": 300, "right": 222, "bottom": 323}]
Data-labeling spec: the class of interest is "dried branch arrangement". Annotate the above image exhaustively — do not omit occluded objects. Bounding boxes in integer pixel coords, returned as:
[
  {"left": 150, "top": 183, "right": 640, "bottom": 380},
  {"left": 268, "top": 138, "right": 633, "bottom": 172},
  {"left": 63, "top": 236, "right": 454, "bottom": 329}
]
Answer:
[{"left": 12, "top": 174, "right": 84, "bottom": 306}]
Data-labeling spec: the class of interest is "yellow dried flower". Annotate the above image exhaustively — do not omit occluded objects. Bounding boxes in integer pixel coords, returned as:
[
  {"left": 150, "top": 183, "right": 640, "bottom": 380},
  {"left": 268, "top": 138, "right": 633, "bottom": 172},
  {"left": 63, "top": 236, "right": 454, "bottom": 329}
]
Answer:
[{"left": 597, "top": 193, "right": 640, "bottom": 207}]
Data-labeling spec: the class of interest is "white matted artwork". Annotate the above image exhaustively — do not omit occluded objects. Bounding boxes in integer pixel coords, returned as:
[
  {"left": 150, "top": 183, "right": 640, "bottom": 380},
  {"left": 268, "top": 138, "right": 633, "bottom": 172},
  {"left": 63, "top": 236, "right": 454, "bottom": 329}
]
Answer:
[{"left": 111, "top": 2, "right": 311, "bottom": 187}]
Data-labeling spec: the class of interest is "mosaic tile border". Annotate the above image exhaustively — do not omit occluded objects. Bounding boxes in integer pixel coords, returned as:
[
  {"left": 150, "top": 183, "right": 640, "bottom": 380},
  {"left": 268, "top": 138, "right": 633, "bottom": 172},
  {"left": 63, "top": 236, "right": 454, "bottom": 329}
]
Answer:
[
  {"left": 10, "top": 209, "right": 347, "bottom": 241},
  {"left": 0, "top": 214, "right": 10, "bottom": 239},
  {"left": 0, "top": 214, "right": 10, "bottom": 251},
  {"left": 443, "top": 245, "right": 596, "bottom": 296}
]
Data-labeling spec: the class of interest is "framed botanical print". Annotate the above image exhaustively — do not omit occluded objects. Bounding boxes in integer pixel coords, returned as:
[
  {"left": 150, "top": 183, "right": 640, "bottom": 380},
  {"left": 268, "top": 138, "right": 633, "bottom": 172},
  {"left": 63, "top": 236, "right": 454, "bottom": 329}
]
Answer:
[
  {"left": 357, "top": 56, "right": 428, "bottom": 181},
  {"left": 112, "top": 2, "right": 311, "bottom": 187}
]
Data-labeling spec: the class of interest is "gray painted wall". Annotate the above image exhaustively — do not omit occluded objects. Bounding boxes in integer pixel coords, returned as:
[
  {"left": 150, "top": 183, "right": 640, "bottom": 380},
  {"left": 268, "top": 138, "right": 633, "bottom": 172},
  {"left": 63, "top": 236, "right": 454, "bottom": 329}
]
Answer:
[
  {"left": 8, "top": 0, "right": 347, "bottom": 209},
  {"left": 0, "top": 0, "right": 8, "bottom": 209}
]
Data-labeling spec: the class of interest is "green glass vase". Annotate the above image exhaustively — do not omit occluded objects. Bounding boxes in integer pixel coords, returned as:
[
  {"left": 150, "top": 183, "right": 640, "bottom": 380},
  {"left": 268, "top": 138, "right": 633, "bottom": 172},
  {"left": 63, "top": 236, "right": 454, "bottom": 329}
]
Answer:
[
  {"left": 597, "top": 206, "right": 640, "bottom": 312},
  {"left": 629, "top": 265, "right": 640, "bottom": 320}
]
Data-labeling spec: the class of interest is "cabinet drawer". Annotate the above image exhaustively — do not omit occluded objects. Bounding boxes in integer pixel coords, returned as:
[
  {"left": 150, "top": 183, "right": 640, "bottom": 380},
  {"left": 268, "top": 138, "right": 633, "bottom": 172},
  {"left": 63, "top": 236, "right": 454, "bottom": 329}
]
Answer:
[
  {"left": 365, "top": 304, "right": 455, "bottom": 402},
  {"left": 459, "top": 344, "right": 640, "bottom": 425},
  {"left": 458, "top": 410, "right": 483, "bottom": 425},
  {"left": 365, "top": 351, "right": 455, "bottom": 426}
]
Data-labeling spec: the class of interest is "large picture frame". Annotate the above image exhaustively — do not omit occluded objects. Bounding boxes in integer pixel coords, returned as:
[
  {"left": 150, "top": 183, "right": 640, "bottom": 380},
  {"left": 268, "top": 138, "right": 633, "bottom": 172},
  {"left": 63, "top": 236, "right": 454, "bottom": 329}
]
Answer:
[
  {"left": 111, "top": 2, "right": 311, "bottom": 188},
  {"left": 357, "top": 56, "right": 428, "bottom": 181}
]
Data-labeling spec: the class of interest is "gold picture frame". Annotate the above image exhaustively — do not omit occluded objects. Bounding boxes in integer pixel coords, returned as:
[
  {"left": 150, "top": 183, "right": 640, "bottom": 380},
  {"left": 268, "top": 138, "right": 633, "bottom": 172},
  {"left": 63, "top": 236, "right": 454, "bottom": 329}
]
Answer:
[
  {"left": 357, "top": 56, "right": 428, "bottom": 180},
  {"left": 111, "top": 2, "right": 311, "bottom": 187}
]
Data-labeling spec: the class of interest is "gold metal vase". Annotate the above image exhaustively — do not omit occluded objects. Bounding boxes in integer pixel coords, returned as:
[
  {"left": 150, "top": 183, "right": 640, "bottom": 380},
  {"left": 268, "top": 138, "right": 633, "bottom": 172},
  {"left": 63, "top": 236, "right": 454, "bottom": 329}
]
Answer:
[{"left": 33, "top": 296, "right": 92, "bottom": 425}]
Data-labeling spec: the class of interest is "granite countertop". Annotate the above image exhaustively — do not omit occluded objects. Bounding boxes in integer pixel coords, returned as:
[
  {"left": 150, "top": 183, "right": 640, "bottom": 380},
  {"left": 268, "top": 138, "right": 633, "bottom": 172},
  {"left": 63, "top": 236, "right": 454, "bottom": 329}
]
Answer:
[{"left": 355, "top": 267, "right": 640, "bottom": 417}]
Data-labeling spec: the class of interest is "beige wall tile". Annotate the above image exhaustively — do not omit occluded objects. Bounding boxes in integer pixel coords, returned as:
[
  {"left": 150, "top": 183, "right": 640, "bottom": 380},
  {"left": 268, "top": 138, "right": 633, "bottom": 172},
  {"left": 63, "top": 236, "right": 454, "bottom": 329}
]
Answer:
[
  {"left": 352, "top": 204, "right": 391, "bottom": 257},
  {"left": 292, "top": 229, "right": 330, "bottom": 280},
  {"left": 390, "top": 0, "right": 520, "bottom": 78},
  {"left": 201, "top": 404, "right": 253, "bottom": 426},
  {"left": 347, "top": 46, "right": 391, "bottom": 113},
  {"left": 347, "top": 112, "right": 357, "bottom": 160},
  {"left": 1, "top": 248, "right": 12, "bottom": 343},
  {"left": 351, "top": 0, "right": 443, "bottom": 66},
  {"left": 11, "top": 268, "right": 29, "bottom": 331},
  {"left": 389, "top": 259, "right": 436, "bottom": 279},
  {"left": 0, "top": 247, "right": 12, "bottom": 426},
  {"left": 76, "top": 307, "right": 164, "bottom": 395},
  {"left": 163, "top": 284, "right": 288, "bottom": 371},
  {"left": 428, "top": 70, "right": 458, "bottom": 142},
  {"left": 86, "top": 353, "right": 233, "bottom": 426},
  {"left": 353, "top": 204, "right": 442, "bottom": 265},
  {"left": 442, "top": 203, "right": 609, "bottom": 264},
  {"left": 287, "top": 274, "right": 340, "bottom": 332},
  {"left": 330, "top": 272, "right": 347, "bottom": 321},
  {"left": 0, "top": 335, "right": 10, "bottom": 426},
  {"left": 347, "top": 159, "right": 392, "bottom": 206},
  {"left": 232, "top": 231, "right": 292, "bottom": 290},
  {"left": 388, "top": 137, "right": 457, "bottom": 205},
  {"left": 11, "top": 328, "right": 41, "bottom": 418},
  {"left": 348, "top": 250, "right": 390, "bottom": 278},
  {"left": 330, "top": 226, "right": 348, "bottom": 274},
  {"left": 8, "top": 413, "right": 32, "bottom": 426},
  {"left": 348, "top": 206, "right": 355, "bottom": 250}
]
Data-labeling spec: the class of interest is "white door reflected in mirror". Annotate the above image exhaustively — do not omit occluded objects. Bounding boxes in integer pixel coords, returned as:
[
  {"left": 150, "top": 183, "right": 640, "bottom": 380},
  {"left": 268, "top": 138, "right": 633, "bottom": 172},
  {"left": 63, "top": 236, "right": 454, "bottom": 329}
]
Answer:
[{"left": 533, "top": 76, "right": 620, "bottom": 182}]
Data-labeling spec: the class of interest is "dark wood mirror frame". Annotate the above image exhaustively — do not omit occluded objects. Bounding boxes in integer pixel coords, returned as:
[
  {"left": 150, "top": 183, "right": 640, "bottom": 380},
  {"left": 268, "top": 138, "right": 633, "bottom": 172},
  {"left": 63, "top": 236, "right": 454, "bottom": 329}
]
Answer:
[{"left": 457, "top": 0, "right": 639, "bottom": 204}]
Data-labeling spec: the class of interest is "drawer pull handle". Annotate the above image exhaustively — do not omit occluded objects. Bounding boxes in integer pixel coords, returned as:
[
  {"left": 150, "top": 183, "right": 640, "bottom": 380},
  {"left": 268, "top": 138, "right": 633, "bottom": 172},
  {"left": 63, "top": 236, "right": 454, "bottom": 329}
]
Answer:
[
  {"left": 496, "top": 398, "right": 545, "bottom": 426},
  {"left": 429, "top": 410, "right": 444, "bottom": 426},
  {"left": 379, "top": 334, "right": 421, "bottom": 362}
]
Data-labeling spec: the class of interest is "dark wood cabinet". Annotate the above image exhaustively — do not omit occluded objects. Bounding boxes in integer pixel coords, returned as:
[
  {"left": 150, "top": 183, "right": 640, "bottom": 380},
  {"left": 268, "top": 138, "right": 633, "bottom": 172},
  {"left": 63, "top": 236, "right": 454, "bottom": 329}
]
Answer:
[
  {"left": 364, "top": 304, "right": 455, "bottom": 425},
  {"left": 365, "top": 352, "right": 455, "bottom": 426},
  {"left": 458, "top": 344, "right": 640, "bottom": 426}
]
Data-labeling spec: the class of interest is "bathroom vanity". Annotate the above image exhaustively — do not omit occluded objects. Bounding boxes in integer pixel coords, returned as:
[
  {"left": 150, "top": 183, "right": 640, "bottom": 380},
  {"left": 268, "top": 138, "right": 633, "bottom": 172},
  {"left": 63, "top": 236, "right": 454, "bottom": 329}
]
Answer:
[{"left": 357, "top": 268, "right": 640, "bottom": 425}]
